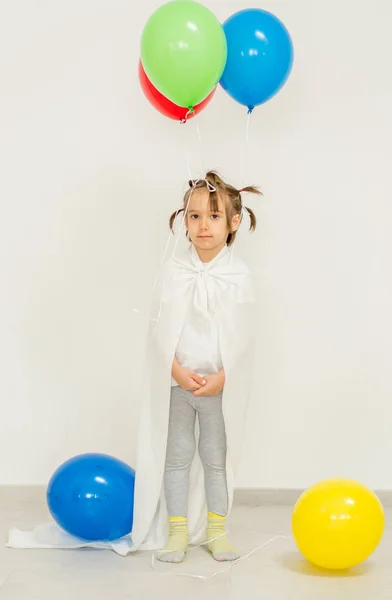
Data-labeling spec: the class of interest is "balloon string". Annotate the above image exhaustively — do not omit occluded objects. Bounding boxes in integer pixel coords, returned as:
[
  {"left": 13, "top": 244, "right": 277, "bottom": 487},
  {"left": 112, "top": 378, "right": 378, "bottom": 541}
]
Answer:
[
  {"left": 151, "top": 112, "right": 207, "bottom": 317},
  {"left": 241, "top": 110, "right": 252, "bottom": 187},
  {"left": 169, "top": 187, "right": 192, "bottom": 262},
  {"left": 185, "top": 152, "right": 192, "bottom": 181},
  {"left": 173, "top": 119, "right": 201, "bottom": 259},
  {"left": 151, "top": 187, "right": 193, "bottom": 324},
  {"left": 151, "top": 129, "right": 195, "bottom": 316},
  {"left": 151, "top": 534, "right": 291, "bottom": 581},
  {"left": 245, "top": 110, "right": 251, "bottom": 144},
  {"left": 182, "top": 121, "right": 193, "bottom": 180},
  {"left": 195, "top": 121, "right": 205, "bottom": 175}
]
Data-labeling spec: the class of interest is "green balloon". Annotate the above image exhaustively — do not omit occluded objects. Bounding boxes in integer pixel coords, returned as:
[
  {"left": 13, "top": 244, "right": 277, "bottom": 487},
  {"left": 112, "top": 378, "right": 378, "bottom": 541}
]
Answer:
[{"left": 141, "top": 1, "right": 227, "bottom": 108}]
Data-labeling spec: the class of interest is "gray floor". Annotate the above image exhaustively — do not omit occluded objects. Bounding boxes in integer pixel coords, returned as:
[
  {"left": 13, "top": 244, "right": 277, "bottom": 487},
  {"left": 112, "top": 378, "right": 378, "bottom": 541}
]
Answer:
[{"left": 1, "top": 496, "right": 391, "bottom": 599}]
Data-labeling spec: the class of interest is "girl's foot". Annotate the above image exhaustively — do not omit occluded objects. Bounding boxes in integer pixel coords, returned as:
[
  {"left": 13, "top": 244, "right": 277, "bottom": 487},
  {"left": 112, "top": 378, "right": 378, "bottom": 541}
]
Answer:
[
  {"left": 156, "top": 517, "right": 189, "bottom": 563},
  {"left": 207, "top": 512, "right": 240, "bottom": 562}
]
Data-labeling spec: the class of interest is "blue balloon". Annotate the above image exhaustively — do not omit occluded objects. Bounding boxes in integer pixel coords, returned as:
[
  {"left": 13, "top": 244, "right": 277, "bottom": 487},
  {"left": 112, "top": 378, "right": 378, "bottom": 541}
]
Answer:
[
  {"left": 220, "top": 9, "right": 294, "bottom": 112},
  {"left": 47, "top": 453, "right": 135, "bottom": 542}
]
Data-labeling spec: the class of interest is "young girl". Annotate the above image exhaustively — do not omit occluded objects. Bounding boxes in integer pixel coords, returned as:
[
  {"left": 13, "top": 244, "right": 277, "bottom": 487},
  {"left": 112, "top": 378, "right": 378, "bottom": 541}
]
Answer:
[{"left": 131, "top": 171, "right": 261, "bottom": 563}]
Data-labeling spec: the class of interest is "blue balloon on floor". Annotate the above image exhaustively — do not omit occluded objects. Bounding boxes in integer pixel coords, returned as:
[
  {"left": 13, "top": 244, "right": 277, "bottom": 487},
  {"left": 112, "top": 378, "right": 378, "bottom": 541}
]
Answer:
[{"left": 47, "top": 453, "right": 135, "bottom": 541}]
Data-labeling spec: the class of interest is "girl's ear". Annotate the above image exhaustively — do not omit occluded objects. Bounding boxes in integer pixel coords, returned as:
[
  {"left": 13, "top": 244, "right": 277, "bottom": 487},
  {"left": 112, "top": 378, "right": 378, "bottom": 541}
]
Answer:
[{"left": 231, "top": 213, "right": 241, "bottom": 232}]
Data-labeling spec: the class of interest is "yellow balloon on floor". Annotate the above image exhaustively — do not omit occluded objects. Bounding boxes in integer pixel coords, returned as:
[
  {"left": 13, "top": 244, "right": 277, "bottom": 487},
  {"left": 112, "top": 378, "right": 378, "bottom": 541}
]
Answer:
[{"left": 292, "top": 479, "right": 384, "bottom": 570}]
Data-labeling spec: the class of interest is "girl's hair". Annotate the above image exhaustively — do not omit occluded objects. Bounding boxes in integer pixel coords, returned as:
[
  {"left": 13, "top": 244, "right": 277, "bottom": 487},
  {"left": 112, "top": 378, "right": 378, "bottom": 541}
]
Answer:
[{"left": 169, "top": 170, "right": 262, "bottom": 246}]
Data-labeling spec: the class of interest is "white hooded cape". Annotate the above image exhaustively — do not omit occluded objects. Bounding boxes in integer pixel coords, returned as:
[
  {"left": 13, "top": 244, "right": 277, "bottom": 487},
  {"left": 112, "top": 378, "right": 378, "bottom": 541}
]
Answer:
[{"left": 131, "top": 243, "right": 255, "bottom": 551}]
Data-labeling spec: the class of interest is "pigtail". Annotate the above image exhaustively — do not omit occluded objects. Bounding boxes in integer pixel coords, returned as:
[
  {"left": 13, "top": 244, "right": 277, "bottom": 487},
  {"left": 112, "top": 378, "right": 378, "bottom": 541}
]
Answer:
[
  {"left": 239, "top": 186, "right": 262, "bottom": 233},
  {"left": 241, "top": 185, "right": 262, "bottom": 197},
  {"left": 169, "top": 208, "right": 184, "bottom": 232},
  {"left": 243, "top": 207, "right": 257, "bottom": 232}
]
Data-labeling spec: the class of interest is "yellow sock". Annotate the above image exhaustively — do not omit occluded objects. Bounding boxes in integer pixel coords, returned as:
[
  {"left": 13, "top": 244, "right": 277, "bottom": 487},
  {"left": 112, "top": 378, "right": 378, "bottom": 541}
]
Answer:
[
  {"left": 156, "top": 517, "right": 189, "bottom": 563},
  {"left": 207, "top": 512, "right": 240, "bottom": 562}
]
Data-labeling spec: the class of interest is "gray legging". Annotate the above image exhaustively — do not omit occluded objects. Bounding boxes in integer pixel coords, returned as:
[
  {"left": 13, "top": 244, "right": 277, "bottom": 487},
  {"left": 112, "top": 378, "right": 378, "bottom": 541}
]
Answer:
[{"left": 164, "top": 386, "right": 228, "bottom": 517}]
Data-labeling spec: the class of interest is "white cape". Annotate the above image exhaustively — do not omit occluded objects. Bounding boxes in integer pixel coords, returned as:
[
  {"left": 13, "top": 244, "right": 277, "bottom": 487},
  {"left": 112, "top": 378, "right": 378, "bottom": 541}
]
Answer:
[
  {"left": 132, "top": 244, "right": 255, "bottom": 550},
  {"left": 7, "top": 523, "right": 134, "bottom": 556},
  {"left": 7, "top": 244, "right": 254, "bottom": 555}
]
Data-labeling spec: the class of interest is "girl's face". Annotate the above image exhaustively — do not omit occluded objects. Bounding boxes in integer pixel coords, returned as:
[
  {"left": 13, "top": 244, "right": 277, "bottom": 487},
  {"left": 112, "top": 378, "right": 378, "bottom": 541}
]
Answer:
[{"left": 186, "top": 189, "right": 240, "bottom": 257}]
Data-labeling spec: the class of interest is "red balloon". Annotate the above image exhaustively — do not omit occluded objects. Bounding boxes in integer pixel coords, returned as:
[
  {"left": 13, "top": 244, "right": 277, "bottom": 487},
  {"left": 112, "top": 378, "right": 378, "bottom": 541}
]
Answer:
[{"left": 138, "top": 61, "right": 216, "bottom": 121}]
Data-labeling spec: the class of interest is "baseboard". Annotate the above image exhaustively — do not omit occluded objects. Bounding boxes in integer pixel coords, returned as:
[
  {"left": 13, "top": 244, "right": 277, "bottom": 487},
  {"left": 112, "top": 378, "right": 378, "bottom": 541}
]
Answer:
[
  {"left": 234, "top": 488, "right": 303, "bottom": 506},
  {"left": 234, "top": 488, "right": 392, "bottom": 507},
  {"left": 0, "top": 485, "right": 46, "bottom": 503},
  {"left": 1, "top": 486, "right": 391, "bottom": 507}
]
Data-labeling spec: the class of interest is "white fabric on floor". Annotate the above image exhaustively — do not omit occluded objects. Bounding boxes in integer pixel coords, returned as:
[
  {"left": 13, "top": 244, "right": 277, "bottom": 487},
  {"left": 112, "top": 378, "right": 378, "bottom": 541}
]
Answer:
[{"left": 7, "top": 522, "right": 134, "bottom": 557}]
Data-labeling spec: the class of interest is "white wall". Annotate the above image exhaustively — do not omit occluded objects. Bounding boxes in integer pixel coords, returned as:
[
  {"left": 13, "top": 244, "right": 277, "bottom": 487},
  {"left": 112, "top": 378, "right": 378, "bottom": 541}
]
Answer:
[{"left": 1, "top": 0, "right": 391, "bottom": 487}]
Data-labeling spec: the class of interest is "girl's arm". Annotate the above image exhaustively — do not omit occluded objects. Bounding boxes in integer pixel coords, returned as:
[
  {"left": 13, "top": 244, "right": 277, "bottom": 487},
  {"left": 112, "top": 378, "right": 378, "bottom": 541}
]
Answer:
[{"left": 171, "top": 356, "right": 183, "bottom": 381}]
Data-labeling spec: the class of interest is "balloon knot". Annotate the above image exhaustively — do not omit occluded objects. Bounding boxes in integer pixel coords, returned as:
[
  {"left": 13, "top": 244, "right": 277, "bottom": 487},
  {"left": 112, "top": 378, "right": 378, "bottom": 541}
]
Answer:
[
  {"left": 247, "top": 106, "right": 254, "bottom": 115},
  {"left": 180, "top": 107, "right": 195, "bottom": 124}
]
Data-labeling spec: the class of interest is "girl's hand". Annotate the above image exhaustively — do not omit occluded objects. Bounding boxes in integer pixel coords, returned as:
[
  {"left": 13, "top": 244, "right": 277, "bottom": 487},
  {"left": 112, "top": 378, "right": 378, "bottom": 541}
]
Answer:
[
  {"left": 172, "top": 357, "right": 206, "bottom": 391},
  {"left": 193, "top": 370, "right": 225, "bottom": 397},
  {"left": 176, "top": 368, "right": 206, "bottom": 391}
]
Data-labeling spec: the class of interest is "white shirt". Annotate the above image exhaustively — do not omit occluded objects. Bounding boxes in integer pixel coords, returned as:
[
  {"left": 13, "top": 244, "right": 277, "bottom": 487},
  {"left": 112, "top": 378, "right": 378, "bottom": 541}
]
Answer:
[{"left": 171, "top": 245, "right": 226, "bottom": 386}]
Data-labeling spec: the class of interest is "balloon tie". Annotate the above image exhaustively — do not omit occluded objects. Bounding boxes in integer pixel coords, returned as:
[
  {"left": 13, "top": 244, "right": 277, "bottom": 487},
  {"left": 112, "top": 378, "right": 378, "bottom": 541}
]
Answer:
[{"left": 180, "top": 107, "right": 195, "bottom": 125}]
